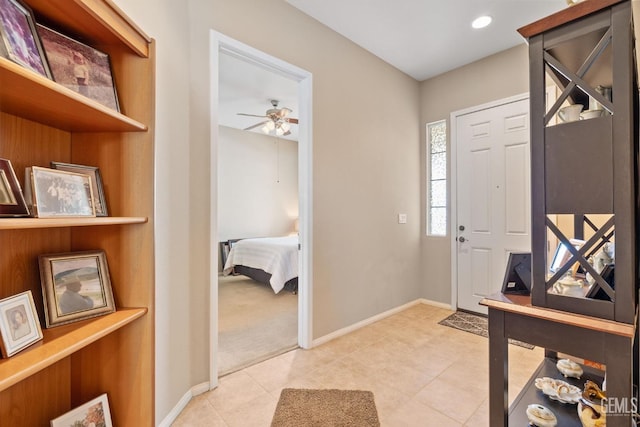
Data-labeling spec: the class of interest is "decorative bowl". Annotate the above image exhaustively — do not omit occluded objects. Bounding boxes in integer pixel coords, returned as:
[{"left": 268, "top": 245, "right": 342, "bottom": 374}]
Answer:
[
  {"left": 580, "top": 110, "right": 604, "bottom": 120},
  {"left": 535, "top": 377, "right": 582, "bottom": 404}
]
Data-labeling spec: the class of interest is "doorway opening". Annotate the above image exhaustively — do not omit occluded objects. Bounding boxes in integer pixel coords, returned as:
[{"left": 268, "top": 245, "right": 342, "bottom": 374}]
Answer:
[{"left": 209, "top": 31, "right": 313, "bottom": 388}]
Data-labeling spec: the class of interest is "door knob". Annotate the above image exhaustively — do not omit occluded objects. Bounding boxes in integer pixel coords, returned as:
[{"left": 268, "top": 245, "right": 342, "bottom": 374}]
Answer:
[{"left": 459, "top": 236, "right": 466, "bottom": 243}]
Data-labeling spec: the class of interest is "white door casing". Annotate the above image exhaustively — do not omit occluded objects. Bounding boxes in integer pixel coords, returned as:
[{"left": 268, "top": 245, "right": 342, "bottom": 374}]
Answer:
[
  {"left": 210, "top": 31, "right": 313, "bottom": 389},
  {"left": 452, "top": 95, "right": 531, "bottom": 314}
]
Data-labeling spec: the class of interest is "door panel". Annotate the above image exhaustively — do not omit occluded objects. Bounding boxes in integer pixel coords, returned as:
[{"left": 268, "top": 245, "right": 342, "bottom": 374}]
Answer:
[{"left": 456, "top": 98, "right": 531, "bottom": 313}]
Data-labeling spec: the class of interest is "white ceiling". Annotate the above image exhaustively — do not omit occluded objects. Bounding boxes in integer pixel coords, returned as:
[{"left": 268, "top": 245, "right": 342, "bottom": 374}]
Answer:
[
  {"left": 219, "top": 1, "right": 568, "bottom": 139},
  {"left": 286, "top": 0, "right": 567, "bottom": 81}
]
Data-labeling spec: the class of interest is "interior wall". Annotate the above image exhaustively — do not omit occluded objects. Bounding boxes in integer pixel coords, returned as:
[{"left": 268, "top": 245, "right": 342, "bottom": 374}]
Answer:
[
  {"left": 419, "top": 44, "right": 530, "bottom": 304},
  {"left": 218, "top": 126, "right": 299, "bottom": 243},
  {"left": 189, "top": 0, "right": 422, "bottom": 381},
  {"left": 110, "top": 0, "right": 193, "bottom": 423}
]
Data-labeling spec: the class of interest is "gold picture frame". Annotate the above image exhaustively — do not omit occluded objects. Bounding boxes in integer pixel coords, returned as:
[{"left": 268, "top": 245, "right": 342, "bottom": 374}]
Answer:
[{"left": 39, "top": 250, "right": 115, "bottom": 328}]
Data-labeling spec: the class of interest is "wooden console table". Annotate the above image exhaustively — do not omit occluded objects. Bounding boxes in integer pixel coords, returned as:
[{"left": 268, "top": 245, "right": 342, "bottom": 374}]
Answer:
[{"left": 481, "top": 293, "right": 637, "bottom": 427}]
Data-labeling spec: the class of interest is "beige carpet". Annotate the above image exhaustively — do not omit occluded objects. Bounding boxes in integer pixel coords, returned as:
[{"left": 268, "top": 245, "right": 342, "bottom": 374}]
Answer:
[
  {"left": 271, "top": 388, "right": 380, "bottom": 427},
  {"left": 218, "top": 275, "right": 298, "bottom": 375}
]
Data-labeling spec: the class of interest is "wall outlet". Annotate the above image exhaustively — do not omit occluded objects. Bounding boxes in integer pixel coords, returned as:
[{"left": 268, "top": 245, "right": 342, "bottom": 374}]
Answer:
[{"left": 398, "top": 213, "right": 407, "bottom": 224}]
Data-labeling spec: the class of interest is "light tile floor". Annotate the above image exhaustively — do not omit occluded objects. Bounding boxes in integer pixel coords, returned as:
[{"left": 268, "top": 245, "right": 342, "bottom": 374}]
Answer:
[{"left": 172, "top": 303, "right": 544, "bottom": 426}]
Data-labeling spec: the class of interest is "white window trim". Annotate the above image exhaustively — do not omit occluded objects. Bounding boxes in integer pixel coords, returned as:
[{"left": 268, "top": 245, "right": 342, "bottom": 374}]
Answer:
[{"left": 426, "top": 119, "right": 447, "bottom": 237}]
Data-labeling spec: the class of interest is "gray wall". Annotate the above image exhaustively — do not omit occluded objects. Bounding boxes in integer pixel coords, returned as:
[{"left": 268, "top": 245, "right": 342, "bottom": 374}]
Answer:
[
  {"left": 419, "top": 44, "right": 530, "bottom": 304},
  {"left": 111, "top": 0, "right": 532, "bottom": 422}
]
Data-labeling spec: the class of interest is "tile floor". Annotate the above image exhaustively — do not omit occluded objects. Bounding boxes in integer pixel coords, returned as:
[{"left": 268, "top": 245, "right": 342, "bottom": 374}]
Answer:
[{"left": 171, "top": 303, "right": 544, "bottom": 426}]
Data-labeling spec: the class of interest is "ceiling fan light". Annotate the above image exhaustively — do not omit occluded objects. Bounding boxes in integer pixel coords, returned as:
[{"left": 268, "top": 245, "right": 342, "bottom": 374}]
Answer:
[
  {"left": 281, "top": 122, "right": 291, "bottom": 132},
  {"left": 266, "top": 120, "right": 275, "bottom": 130},
  {"left": 261, "top": 124, "right": 271, "bottom": 134},
  {"left": 276, "top": 127, "right": 284, "bottom": 136}
]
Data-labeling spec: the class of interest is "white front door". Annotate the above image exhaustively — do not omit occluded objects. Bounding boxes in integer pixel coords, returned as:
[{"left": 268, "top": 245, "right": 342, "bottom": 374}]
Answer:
[{"left": 455, "top": 97, "right": 531, "bottom": 313}]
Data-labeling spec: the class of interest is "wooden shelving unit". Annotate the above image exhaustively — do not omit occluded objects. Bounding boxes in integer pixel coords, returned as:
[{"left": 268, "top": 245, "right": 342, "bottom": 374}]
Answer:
[
  {"left": 0, "top": 0, "right": 155, "bottom": 425},
  {"left": 485, "top": 1, "right": 638, "bottom": 425}
]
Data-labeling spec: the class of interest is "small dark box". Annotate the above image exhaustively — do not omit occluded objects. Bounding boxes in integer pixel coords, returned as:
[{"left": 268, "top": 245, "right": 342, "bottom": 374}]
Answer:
[{"left": 501, "top": 252, "right": 532, "bottom": 295}]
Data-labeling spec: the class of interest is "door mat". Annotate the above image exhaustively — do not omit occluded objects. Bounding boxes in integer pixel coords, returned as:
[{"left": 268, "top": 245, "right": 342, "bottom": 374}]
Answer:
[
  {"left": 271, "top": 388, "right": 380, "bottom": 427},
  {"left": 439, "top": 311, "right": 535, "bottom": 350}
]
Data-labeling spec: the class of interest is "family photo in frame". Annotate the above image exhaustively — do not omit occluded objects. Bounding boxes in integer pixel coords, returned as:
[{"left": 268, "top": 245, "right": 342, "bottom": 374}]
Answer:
[
  {"left": 0, "top": 0, "right": 51, "bottom": 78},
  {"left": 37, "top": 24, "right": 120, "bottom": 111},
  {"left": 51, "top": 161, "right": 108, "bottom": 216},
  {"left": 39, "top": 250, "right": 115, "bottom": 328},
  {"left": 25, "top": 166, "right": 96, "bottom": 218},
  {"left": 0, "top": 290, "right": 43, "bottom": 357}
]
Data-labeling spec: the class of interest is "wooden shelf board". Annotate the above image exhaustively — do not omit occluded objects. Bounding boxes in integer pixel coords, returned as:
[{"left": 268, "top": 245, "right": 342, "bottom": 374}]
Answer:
[
  {"left": 0, "top": 217, "right": 147, "bottom": 230},
  {"left": 0, "top": 58, "right": 147, "bottom": 133},
  {"left": 480, "top": 293, "right": 635, "bottom": 337},
  {"left": 0, "top": 307, "right": 147, "bottom": 392},
  {"left": 29, "top": 0, "right": 150, "bottom": 58}
]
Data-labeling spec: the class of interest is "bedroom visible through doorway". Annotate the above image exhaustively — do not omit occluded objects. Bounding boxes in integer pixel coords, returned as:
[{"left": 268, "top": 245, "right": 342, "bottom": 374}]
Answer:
[{"left": 211, "top": 32, "right": 313, "bottom": 383}]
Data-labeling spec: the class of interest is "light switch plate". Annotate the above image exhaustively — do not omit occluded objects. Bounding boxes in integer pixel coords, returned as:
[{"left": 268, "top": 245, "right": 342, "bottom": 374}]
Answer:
[{"left": 398, "top": 213, "right": 407, "bottom": 224}]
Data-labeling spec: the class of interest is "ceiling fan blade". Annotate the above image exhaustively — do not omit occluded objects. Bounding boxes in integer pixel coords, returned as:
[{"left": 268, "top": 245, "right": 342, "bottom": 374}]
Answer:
[
  {"left": 283, "top": 130, "right": 291, "bottom": 136},
  {"left": 285, "top": 118, "right": 298, "bottom": 124},
  {"left": 243, "top": 120, "right": 269, "bottom": 131},
  {"left": 238, "top": 113, "right": 268, "bottom": 118}
]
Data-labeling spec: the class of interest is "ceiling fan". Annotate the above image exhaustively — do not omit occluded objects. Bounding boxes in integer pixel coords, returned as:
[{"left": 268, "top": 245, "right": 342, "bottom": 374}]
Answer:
[{"left": 237, "top": 99, "right": 299, "bottom": 136}]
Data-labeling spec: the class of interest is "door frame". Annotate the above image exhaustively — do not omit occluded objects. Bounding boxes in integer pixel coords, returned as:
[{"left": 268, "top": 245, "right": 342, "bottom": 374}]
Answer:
[
  {"left": 209, "top": 30, "right": 313, "bottom": 389},
  {"left": 449, "top": 92, "right": 529, "bottom": 310}
]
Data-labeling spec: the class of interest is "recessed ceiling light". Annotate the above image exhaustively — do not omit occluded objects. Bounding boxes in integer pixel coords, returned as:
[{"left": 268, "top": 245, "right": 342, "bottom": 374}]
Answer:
[{"left": 472, "top": 15, "right": 492, "bottom": 29}]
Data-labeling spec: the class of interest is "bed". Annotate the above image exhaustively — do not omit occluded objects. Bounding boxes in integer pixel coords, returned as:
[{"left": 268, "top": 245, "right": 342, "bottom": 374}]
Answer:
[{"left": 222, "top": 235, "right": 298, "bottom": 294}]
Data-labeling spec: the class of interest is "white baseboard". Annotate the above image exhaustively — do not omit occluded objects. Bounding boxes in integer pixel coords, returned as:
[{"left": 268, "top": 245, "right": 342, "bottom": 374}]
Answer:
[
  {"left": 157, "top": 382, "right": 211, "bottom": 427},
  {"left": 418, "top": 297, "right": 455, "bottom": 311},
  {"left": 312, "top": 298, "right": 452, "bottom": 347}
]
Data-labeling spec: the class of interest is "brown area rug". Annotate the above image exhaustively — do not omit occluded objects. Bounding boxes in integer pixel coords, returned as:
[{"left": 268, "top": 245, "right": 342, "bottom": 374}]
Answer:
[
  {"left": 271, "top": 388, "right": 380, "bottom": 427},
  {"left": 439, "top": 311, "right": 535, "bottom": 349}
]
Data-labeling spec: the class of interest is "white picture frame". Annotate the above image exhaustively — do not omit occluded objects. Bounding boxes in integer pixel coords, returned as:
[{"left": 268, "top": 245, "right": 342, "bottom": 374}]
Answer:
[
  {"left": 50, "top": 393, "right": 113, "bottom": 427},
  {"left": 0, "top": 290, "right": 43, "bottom": 357}
]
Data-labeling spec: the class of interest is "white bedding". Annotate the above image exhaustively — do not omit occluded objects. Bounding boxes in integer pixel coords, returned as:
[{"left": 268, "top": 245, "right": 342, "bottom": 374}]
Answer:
[{"left": 222, "top": 236, "right": 298, "bottom": 294}]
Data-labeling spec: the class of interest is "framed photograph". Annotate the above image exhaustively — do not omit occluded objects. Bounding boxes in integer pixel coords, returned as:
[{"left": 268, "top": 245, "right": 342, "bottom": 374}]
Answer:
[
  {"left": 25, "top": 166, "right": 96, "bottom": 218},
  {"left": 39, "top": 250, "right": 115, "bottom": 328},
  {"left": 0, "top": 290, "right": 43, "bottom": 357},
  {"left": 0, "top": 0, "right": 51, "bottom": 78},
  {"left": 51, "top": 162, "right": 108, "bottom": 217},
  {"left": 36, "top": 24, "right": 119, "bottom": 111},
  {"left": 51, "top": 393, "right": 113, "bottom": 427},
  {"left": 0, "top": 158, "right": 29, "bottom": 217}
]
